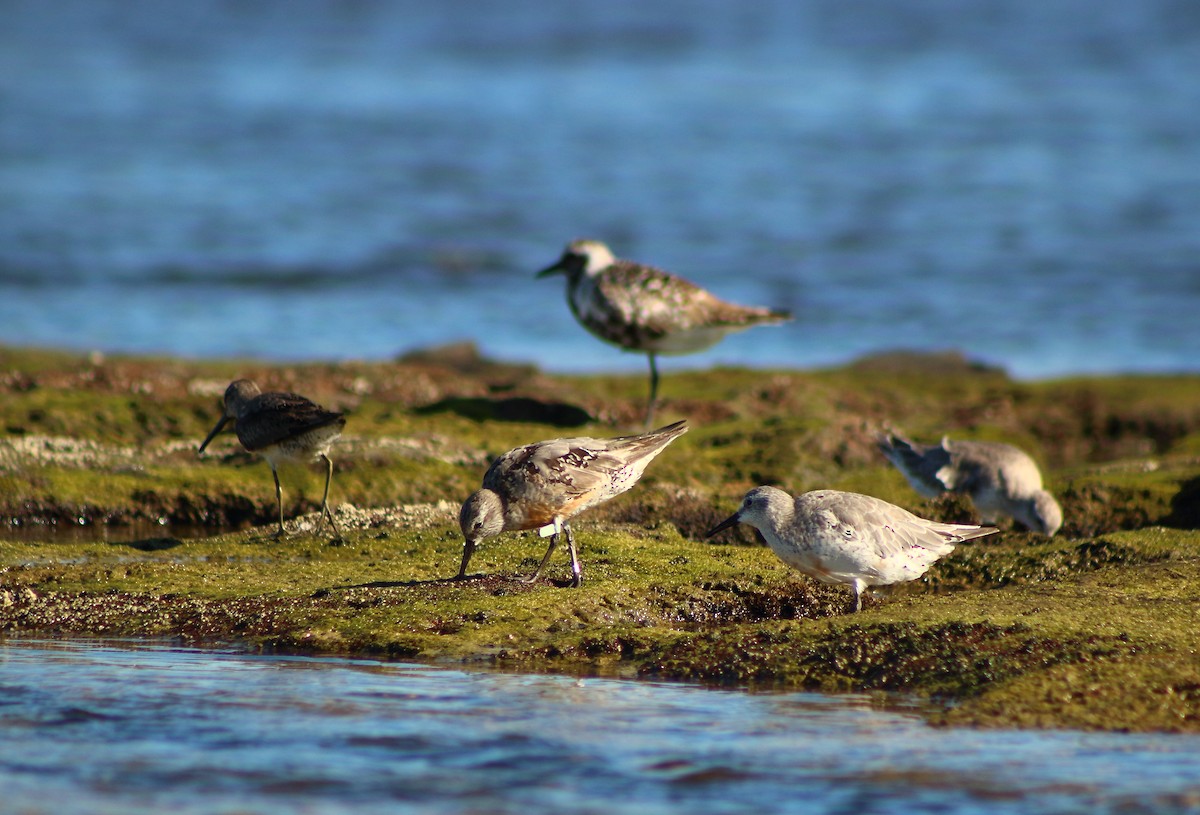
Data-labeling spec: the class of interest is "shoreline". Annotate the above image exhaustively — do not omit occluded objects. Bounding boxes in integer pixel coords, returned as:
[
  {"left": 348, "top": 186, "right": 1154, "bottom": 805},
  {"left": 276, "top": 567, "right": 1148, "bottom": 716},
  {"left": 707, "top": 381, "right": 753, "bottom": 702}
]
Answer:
[
  {"left": 5, "top": 337, "right": 1196, "bottom": 386},
  {"left": 1, "top": 344, "right": 1198, "bottom": 732}
]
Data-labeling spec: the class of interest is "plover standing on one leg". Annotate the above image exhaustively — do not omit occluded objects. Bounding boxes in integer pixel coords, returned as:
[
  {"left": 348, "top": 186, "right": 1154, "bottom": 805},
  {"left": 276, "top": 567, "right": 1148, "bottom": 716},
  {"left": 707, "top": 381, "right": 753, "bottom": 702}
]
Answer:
[
  {"left": 878, "top": 433, "right": 1063, "bottom": 536},
  {"left": 537, "top": 239, "right": 792, "bottom": 428},
  {"left": 707, "top": 486, "right": 998, "bottom": 612},
  {"left": 457, "top": 420, "right": 689, "bottom": 587},
  {"left": 199, "top": 379, "right": 346, "bottom": 539}
]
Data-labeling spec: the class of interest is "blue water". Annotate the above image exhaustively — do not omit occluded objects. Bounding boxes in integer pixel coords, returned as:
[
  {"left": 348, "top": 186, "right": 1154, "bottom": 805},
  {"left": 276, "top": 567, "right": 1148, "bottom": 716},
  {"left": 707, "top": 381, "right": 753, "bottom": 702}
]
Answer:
[
  {"left": 1, "top": 0, "right": 1197, "bottom": 379},
  {"left": 2, "top": 640, "right": 1199, "bottom": 815}
]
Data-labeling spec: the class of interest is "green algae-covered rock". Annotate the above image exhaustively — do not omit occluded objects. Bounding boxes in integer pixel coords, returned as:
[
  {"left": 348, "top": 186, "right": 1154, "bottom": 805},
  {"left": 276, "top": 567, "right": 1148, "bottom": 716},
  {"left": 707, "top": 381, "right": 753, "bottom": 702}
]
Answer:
[{"left": 0, "top": 345, "right": 1198, "bottom": 732}]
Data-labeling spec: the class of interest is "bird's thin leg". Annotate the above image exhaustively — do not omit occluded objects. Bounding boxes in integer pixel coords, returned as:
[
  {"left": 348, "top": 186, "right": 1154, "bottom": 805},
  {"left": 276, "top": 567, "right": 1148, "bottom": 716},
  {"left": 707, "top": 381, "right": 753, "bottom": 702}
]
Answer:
[
  {"left": 851, "top": 582, "right": 864, "bottom": 613},
  {"left": 565, "top": 523, "right": 582, "bottom": 588},
  {"left": 522, "top": 531, "right": 559, "bottom": 584},
  {"left": 645, "top": 353, "right": 659, "bottom": 430},
  {"left": 271, "top": 465, "right": 286, "bottom": 538},
  {"left": 316, "top": 454, "right": 341, "bottom": 538}
]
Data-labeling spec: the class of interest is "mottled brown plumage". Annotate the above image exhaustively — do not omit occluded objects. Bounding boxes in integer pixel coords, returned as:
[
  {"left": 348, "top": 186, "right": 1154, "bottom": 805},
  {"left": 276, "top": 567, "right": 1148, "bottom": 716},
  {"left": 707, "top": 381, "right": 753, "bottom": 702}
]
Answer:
[
  {"left": 199, "top": 379, "right": 345, "bottom": 538},
  {"left": 538, "top": 239, "right": 791, "bottom": 427},
  {"left": 457, "top": 420, "right": 689, "bottom": 586}
]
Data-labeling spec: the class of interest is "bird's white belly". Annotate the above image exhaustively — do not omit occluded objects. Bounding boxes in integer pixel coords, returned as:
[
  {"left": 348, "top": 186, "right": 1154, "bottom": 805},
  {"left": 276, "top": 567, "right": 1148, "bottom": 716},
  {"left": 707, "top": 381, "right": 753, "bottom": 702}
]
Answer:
[
  {"left": 261, "top": 426, "right": 341, "bottom": 466},
  {"left": 769, "top": 532, "right": 935, "bottom": 589},
  {"left": 769, "top": 534, "right": 875, "bottom": 587},
  {"left": 640, "top": 325, "right": 737, "bottom": 355}
]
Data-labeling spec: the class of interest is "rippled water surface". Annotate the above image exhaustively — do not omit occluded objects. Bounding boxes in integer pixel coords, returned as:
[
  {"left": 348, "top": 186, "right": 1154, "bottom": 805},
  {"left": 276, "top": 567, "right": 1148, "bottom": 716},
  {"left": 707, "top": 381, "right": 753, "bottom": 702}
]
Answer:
[
  {"left": 2, "top": 1, "right": 1198, "bottom": 377},
  {"left": 2, "top": 640, "right": 1199, "bottom": 814}
]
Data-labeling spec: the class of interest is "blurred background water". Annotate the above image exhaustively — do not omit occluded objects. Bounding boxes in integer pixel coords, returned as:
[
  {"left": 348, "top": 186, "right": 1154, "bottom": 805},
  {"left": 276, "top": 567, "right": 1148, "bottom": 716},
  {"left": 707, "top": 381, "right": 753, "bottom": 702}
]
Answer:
[
  {"left": 3, "top": 640, "right": 1200, "bottom": 815},
  {"left": 1, "top": 0, "right": 1198, "bottom": 378}
]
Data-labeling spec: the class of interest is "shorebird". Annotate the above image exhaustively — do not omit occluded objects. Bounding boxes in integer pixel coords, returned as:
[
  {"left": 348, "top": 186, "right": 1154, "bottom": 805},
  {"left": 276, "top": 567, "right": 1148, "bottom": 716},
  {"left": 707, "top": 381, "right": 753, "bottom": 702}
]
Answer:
[
  {"left": 878, "top": 433, "right": 1063, "bottom": 536},
  {"left": 198, "top": 379, "right": 346, "bottom": 539},
  {"left": 457, "top": 420, "right": 689, "bottom": 587},
  {"left": 537, "top": 239, "right": 792, "bottom": 428},
  {"left": 707, "top": 486, "right": 998, "bottom": 612}
]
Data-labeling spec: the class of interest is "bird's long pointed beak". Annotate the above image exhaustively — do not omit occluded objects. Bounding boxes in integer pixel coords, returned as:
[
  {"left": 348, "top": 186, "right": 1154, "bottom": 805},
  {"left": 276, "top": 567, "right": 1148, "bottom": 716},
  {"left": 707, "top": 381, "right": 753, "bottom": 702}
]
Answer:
[
  {"left": 457, "top": 538, "right": 477, "bottom": 579},
  {"left": 198, "top": 416, "right": 232, "bottom": 454},
  {"left": 706, "top": 512, "right": 742, "bottom": 538},
  {"left": 535, "top": 259, "right": 565, "bottom": 278}
]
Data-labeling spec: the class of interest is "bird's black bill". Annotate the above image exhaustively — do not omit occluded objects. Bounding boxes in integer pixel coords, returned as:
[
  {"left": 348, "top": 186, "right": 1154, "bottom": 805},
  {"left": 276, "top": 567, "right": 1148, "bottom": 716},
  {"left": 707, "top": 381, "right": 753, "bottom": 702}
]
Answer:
[
  {"left": 706, "top": 513, "right": 742, "bottom": 538},
  {"left": 456, "top": 538, "right": 477, "bottom": 580},
  {"left": 535, "top": 260, "right": 565, "bottom": 278},
  {"left": 198, "top": 416, "right": 231, "bottom": 454}
]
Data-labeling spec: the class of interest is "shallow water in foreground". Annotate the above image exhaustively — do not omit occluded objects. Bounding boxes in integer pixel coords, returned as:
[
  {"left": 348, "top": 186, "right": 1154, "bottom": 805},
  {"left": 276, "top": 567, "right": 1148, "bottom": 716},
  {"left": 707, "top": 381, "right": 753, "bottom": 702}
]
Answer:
[{"left": 1, "top": 641, "right": 1199, "bottom": 814}]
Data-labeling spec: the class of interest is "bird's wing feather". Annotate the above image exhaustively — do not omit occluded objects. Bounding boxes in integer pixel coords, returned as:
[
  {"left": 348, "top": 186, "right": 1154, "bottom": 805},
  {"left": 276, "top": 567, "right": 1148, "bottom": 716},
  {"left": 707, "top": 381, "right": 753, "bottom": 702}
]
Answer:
[
  {"left": 484, "top": 438, "right": 620, "bottom": 504},
  {"left": 484, "top": 423, "right": 687, "bottom": 513},
  {"left": 595, "top": 263, "right": 781, "bottom": 337},
  {"left": 236, "top": 393, "right": 345, "bottom": 451},
  {"left": 819, "top": 491, "right": 990, "bottom": 559},
  {"left": 587, "top": 263, "right": 700, "bottom": 341}
]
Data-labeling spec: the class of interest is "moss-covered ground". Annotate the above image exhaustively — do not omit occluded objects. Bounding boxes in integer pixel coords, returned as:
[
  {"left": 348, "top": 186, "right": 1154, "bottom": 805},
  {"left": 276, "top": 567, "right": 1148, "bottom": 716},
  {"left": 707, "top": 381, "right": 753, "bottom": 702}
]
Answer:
[{"left": 1, "top": 344, "right": 1197, "bottom": 731}]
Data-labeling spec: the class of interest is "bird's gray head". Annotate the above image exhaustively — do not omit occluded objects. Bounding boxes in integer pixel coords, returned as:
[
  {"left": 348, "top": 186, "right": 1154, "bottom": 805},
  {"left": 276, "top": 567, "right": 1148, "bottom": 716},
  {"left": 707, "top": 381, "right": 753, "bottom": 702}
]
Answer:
[
  {"left": 198, "top": 379, "right": 262, "bottom": 455},
  {"left": 1020, "top": 490, "right": 1063, "bottom": 537},
  {"left": 222, "top": 379, "right": 262, "bottom": 419},
  {"left": 459, "top": 489, "right": 506, "bottom": 545},
  {"left": 535, "top": 239, "right": 615, "bottom": 280},
  {"left": 706, "top": 486, "right": 789, "bottom": 537}
]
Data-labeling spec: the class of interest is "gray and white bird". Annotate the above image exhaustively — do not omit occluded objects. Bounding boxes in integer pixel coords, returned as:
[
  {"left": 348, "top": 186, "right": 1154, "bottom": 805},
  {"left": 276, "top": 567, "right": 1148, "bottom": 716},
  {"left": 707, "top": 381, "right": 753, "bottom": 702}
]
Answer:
[
  {"left": 199, "top": 379, "right": 346, "bottom": 538},
  {"left": 537, "top": 239, "right": 791, "bottom": 428},
  {"left": 878, "top": 433, "right": 1063, "bottom": 536},
  {"left": 707, "top": 486, "right": 998, "bottom": 612},
  {"left": 457, "top": 420, "right": 689, "bottom": 587}
]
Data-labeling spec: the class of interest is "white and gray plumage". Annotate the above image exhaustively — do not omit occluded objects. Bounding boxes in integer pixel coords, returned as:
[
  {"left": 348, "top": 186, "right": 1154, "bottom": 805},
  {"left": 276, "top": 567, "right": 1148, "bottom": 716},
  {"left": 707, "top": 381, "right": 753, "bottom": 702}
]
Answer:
[
  {"left": 457, "top": 420, "right": 688, "bottom": 587},
  {"left": 537, "top": 239, "right": 791, "bottom": 428},
  {"left": 707, "top": 486, "right": 998, "bottom": 612},
  {"left": 198, "top": 379, "right": 345, "bottom": 538},
  {"left": 878, "top": 433, "right": 1063, "bottom": 537}
]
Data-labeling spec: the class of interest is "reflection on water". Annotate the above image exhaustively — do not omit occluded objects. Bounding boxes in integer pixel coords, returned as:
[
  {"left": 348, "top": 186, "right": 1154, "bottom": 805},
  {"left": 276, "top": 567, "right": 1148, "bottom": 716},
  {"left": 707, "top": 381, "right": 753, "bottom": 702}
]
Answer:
[{"left": 1, "top": 640, "right": 1198, "bottom": 814}]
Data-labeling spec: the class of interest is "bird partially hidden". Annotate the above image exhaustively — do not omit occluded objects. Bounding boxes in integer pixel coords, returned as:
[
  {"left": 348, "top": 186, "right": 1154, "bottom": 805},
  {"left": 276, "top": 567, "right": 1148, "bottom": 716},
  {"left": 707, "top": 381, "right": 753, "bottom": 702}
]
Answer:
[
  {"left": 457, "top": 420, "right": 689, "bottom": 587},
  {"left": 707, "top": 486, "right": 998, "bottom": 613},
  {"left": 537, "top": 239, "right": 791, "bottom": 428},
  {"left": 877, "top": 433, "right": 1063, "bottom": 536},
  {"left": 198, "top": 379, "right": 346, "bottom": 539}
]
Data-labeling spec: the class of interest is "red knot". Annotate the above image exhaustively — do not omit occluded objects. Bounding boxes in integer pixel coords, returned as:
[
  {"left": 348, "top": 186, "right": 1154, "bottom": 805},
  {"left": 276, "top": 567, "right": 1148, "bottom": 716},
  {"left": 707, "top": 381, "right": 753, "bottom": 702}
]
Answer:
[
  {"left": 708, "top": 486, "right": 998, "bottom": 612},
  {"left": 199, "top": 379, "right": 346, "bottom": 539},
  {"left": 878, "top": 433, "right": 1063, "bottom": 536},
  {"left": 457, "top": 420, "right": 689, "bottom": 587}
]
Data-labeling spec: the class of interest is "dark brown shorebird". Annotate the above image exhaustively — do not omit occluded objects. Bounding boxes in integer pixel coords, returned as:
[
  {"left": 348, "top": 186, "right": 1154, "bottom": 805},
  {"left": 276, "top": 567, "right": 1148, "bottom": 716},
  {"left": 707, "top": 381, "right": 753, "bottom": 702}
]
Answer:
[
  {"left": 537, "top": 239, "right": 792, "bottom": 428},
  {"left": 878, "top": 433, "right": 1063, "bottom": 536},
  {"left": 457, "top": 420, "right": 689, "bottom": 587},
  {"left": 198, "top": 379, "right": 346, "bottom": 538}
]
